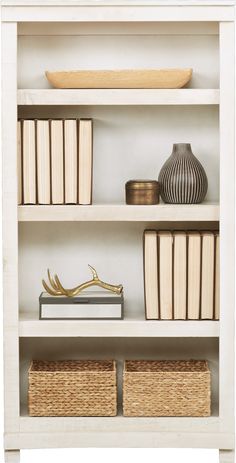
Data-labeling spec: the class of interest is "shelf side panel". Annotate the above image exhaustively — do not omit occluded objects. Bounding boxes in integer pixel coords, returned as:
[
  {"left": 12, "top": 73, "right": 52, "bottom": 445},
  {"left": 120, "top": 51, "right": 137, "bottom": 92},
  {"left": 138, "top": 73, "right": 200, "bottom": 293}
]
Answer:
[
  {"left": 219, "top": 21, "right": 235, "bottom": 434},
  {"left": 2, "top": 22, "right": 20, "bottom": 433}
]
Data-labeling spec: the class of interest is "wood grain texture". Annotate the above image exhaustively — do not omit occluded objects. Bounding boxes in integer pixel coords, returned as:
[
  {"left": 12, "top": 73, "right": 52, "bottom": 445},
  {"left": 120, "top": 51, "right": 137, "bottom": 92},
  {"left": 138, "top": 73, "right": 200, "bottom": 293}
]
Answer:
[
  {"left": 45, "top": 69, "right": 192, "bottom": 89},
  {"left": 4, "top": 431, "right": 235, "bottom": 450},
  {"left": 2, "top": 22, "right": 20, "bottom": 434},
  {"left": 2, "top": 0, "right": 235, "bottom": 456},
  {"left": 219, "top": 21, "right": 235, "bottom": 435}
]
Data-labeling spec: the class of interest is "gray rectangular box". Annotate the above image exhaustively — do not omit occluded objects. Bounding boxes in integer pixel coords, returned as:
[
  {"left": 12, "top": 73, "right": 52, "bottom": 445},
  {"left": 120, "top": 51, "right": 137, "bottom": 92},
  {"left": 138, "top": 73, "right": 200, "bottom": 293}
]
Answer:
[{"left": 39, "top": 291, "right": 124, "bottom": 320}]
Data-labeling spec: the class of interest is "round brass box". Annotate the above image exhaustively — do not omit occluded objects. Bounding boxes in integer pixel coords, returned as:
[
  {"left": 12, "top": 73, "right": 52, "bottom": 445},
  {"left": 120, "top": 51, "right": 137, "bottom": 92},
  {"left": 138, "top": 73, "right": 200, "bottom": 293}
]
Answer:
[{"left": 125, "top": 180, "right": 159, "bottom": 205}]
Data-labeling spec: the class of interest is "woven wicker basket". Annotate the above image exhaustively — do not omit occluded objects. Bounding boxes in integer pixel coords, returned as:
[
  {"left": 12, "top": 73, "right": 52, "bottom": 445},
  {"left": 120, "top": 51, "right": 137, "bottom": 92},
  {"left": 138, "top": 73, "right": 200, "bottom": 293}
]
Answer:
[
  {"left": 28, "top": 360, "right": 117, "bottom": 417},
  {"left": 123, "top": 360, "right": 211, "bottom": 417}
]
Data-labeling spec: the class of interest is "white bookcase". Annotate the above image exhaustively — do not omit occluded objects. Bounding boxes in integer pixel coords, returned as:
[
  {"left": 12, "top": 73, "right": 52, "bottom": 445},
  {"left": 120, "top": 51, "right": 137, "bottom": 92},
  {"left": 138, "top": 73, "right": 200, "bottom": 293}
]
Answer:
[{"left": 2, "top": 1, "right": 235, "bottom": 462}]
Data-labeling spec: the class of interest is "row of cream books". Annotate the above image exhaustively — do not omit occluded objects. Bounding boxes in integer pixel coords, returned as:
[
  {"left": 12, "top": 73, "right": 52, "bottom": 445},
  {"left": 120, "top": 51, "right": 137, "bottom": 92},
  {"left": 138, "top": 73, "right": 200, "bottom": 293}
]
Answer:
[
  {"left": 144, "top": 230, "right": 219, "bottom": 320},
  {"left": 17, "top": 118, "right": 93, "bottom": 205}
]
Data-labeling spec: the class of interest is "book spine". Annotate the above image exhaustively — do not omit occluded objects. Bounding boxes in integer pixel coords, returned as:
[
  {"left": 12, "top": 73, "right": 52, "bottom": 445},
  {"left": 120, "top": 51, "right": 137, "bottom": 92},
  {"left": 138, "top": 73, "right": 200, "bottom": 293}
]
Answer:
[
  {"left": 214, "top": 233, "right": 220, "bottom": 320},
  {"left": 144, "top": 230, "right": 159, "bottom": 320},
  {"left": 201, "top": 232, "right": 215, "bottom": 319},
  {"left": 64, "top": 119, "right": 78, "bottom": 204},
  {"left": 36, "top": 120, "right": 51, "bottom": 204},
  {"left": 50, "top": 120, "right": 64, "bottom": 204},
  {"left": 78, "top": 119, "right": 93, "bottom": 205},
  {"left": 23, "top": 120, "right": 36, "bottom": 204},
  {"left": 187, "top": 232, "right": 201, "bottom": 320},
  {"left": 159, "top": 231, "right": 173, "bottom": 320},
  {"left": 173, "top": 232, "right": 187, "bottom": 320},
  {"left": 17, "top": 120, "right": 22, "bottom": 205}
]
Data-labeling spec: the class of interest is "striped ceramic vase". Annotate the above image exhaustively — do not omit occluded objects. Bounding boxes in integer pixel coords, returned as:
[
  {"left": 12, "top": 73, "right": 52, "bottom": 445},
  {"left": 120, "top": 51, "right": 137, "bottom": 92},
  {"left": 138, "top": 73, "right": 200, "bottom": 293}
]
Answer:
[{"left": 158, "top": 143, "right": 208, "bottom": 204}]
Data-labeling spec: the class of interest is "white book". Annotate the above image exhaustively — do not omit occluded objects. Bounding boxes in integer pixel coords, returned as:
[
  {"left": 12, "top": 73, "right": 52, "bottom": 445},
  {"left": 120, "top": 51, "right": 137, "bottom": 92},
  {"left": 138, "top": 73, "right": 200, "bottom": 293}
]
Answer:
[
  {"left": 64, "top": 119, "right": 78, "bottom": 204},
  {"left": 173, "top": 231, "right": 187, "bottom": 320},
  {"left": 36, "top": 120, "right": 51, "bottom": 204},
  {"left": 78, "top": 119, "right": 93, "bottom": 205},
  {"left": 214, "top": 233, "right": 220, "bottom": 320},
  {"left": 23, "top": 120, "right": 36, "bottom": 204},
  {"left": 201, "top": 231, "right": 215, "bottom": 319},
  {"left": 17, "top": 120, "right": 22, "bottom": 205},
  {"left": 158, "top": 231, "right": 173, "bottom": 320},
  {"left": 144, "top": 230, "right": 159, "bottom": 320},
  {"left": 50, "top": 120, "right": 64, "bottom": 204},
  {"left": 187, "top": 232, "right": 201, "bottom": 319}
]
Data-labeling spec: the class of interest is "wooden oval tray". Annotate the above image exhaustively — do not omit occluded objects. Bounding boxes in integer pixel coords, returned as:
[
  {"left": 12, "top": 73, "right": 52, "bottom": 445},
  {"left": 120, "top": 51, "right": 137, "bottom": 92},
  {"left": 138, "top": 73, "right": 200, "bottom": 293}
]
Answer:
[{"left": 45, "top": 68, "right": 192, "bottom": 89}]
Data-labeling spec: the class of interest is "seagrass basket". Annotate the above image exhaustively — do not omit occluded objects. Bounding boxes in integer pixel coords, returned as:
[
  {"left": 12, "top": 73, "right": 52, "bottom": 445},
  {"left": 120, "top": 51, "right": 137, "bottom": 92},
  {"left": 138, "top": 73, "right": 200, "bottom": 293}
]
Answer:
[
  {"left": 123, "top": 360, "right": 211, "bottom": 417},
  {"left": 28, "top": 360, "right": 117, "bottom": 417}
]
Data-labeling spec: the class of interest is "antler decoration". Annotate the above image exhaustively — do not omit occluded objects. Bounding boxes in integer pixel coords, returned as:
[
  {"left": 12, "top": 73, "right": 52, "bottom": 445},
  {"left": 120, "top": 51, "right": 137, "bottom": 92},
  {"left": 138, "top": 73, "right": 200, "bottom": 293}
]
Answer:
[{"left": 42, "top": 265, "right": 123, "bottom": 297}]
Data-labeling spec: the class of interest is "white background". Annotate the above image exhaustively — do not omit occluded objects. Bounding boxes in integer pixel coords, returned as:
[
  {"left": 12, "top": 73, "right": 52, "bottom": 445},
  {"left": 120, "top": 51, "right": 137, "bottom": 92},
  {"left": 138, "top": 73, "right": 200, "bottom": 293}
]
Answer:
[{"left": 0, "top": 3, "right": 235, "bottom": 462}]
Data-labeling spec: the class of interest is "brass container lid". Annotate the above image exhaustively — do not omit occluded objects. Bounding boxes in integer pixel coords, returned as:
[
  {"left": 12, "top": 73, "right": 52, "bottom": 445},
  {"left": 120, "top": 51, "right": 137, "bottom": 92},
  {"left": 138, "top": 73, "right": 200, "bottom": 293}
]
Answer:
[{"left": 126, "top": 180, "right": 159, "bottom": 190}]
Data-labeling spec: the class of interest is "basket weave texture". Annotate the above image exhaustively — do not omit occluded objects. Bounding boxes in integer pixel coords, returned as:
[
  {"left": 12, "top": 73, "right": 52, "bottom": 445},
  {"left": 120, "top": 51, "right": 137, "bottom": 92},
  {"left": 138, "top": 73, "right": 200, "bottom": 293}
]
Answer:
[
  {"left": 28, "top": 360, "right": 117, "bottom": 417},
  {"left": 123, "top": 360, "right": 211, "bottom": 417}
]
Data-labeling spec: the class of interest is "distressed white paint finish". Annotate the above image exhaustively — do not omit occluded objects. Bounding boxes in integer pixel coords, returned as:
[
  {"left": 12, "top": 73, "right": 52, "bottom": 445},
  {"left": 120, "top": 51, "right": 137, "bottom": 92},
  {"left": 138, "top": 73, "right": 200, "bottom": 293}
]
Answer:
[
  {"left": 18, "top": 315, "right": 220, "bottom": 337},
  {"left": 219, "top": 22, "right": 235, "bottom": 437},
  {"left": 2, "top": 5, "right": 235, "bottom": 23},
  {"left": 2, "top": 0, "right": 235, "bottom": 457},
  {"left": 18, "top": 409, "right": 220, "bottom": 433},
  {"left": 4, "top": 451, "right": 20, "bottom": 463},
  {"left": 18, "top": 203, "right": 219, "bottom": 222},
  {"left": 219, "top": 450, "right": 235, "bottom": 463},
  {"left": 1, "top": 1, "right": 236, "bottom": 6},
  {"left": 2, "top": 22, "right": 20, "bottom": 434},
  {"left": 4, "top": 431, "right": 235, "bottom": 450},
  {"left": 17, "top": 89, "right": 220, "bottom": 105}
]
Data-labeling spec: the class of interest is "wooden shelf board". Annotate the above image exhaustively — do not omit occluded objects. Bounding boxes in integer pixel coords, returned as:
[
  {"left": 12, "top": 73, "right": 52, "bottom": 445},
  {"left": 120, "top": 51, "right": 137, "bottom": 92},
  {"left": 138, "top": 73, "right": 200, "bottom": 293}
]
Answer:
[
  {"left": 18, "top": 203, "right": 219, "bottom": 222},
  {"left": 9, "top": 404, "right": 227, "bottom": 450},
  {"left": 19, "top": 313, "right": 219, "bottom": 337},
  {"left": 17, "top": 89, "right": 220, "bottom": 106},
  {"left": 20, "top": 402, "right": 219, "bottom": 432}
]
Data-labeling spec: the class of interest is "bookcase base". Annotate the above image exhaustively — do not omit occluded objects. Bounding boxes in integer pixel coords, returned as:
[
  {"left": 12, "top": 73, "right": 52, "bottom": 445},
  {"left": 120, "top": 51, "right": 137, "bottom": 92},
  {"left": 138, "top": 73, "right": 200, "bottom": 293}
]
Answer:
[
  {"left": 219, "top": 450, "right": 235, "bottom": 463},
  {"left": 4, "top": 450, "right": 20, "bottom": 463},
  {"left": 4, "top": 431, "right": 235, "bottom": 450}
]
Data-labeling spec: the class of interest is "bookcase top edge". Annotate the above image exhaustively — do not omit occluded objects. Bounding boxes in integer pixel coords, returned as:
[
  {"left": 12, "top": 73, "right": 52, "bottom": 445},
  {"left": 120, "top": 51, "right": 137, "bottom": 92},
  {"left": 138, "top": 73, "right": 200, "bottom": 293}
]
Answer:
[{"left": 1, "top": 0, "right": 236, "bottom": 7}]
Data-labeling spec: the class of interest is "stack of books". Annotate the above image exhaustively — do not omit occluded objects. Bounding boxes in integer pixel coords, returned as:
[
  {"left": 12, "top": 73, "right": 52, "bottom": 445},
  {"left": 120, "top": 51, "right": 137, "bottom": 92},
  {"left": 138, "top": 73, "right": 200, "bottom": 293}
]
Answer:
[
  {"left": 144, "top": 230, "right": 219, "bottom": 320},
  {"left": 17, "top": 118, "right": 93, "bottom": 205}
]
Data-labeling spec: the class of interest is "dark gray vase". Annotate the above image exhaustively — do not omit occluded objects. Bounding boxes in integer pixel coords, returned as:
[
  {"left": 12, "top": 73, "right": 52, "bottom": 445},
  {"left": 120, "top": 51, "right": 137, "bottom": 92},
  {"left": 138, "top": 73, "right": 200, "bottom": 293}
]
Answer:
[{"left": 158, "top": 143, "right": 208, "bottom": 204}]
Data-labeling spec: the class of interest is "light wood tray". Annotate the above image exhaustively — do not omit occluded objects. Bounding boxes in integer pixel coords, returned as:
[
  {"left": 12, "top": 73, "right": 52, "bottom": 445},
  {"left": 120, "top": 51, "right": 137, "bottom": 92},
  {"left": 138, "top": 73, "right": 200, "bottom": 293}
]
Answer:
[{"left": 45, "top": 68, "right": 192, "bottom": 89}]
